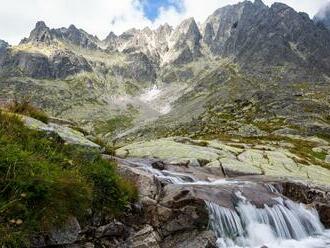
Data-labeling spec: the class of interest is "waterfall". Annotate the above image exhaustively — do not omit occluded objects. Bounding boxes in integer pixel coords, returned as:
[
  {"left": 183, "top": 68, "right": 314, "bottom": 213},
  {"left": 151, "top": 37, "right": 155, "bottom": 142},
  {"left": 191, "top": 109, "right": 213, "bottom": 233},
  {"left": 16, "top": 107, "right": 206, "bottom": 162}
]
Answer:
[
  {"left": 207, "top": 196, "right": 329, "bottom": 248},
  {"left": 118, "top": 158, "right": 330, "bottom": 248}
]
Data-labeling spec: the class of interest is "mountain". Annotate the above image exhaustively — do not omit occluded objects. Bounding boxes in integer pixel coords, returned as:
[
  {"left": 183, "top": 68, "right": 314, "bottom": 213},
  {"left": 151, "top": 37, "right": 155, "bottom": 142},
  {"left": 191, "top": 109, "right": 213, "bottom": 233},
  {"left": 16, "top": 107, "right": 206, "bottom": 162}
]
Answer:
[
  {"left": 0, "top": 39, "right": 8, "bottom": 51},
  {"left": 0, "top": 0, "right": 330, "bottom": 145},
  {"left": 314, "top": 3, "right": 330, "bottom": 30},
  {"left": 20, "top": 21, "right": 99, "bottom": 49}
]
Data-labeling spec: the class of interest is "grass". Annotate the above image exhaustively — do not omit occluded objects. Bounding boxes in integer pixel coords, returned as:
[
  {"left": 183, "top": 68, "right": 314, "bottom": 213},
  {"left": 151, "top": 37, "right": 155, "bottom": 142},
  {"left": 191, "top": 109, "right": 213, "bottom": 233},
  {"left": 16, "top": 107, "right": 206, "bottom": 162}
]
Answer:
[
  {"left": 94, "top": 115, "right": 134, "bottom": 136},
  {"left": 0, "top": 111, "right": 137, "bottom": 247},
  {"left": 5, "top": 99, "right": 49, "bottom": 123}
]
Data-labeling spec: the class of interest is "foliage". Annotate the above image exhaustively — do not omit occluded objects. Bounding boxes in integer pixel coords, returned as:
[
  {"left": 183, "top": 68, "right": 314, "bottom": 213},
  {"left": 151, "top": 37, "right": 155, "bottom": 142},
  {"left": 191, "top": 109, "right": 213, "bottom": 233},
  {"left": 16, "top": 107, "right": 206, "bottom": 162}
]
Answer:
[
  {"left": 5, "top": 99, "right": 49, "bottom": 123},
  {"left": 0, "top": 111, "right": 137, "bottom": 247}
]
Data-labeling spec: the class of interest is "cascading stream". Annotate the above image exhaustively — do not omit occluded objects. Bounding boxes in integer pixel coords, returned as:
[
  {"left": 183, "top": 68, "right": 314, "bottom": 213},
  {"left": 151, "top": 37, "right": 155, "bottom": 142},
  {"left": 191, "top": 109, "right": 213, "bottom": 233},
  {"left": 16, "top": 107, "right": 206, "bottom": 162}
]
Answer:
[{"left": 119, "top": 158, "right": 330, "bottom": 248}]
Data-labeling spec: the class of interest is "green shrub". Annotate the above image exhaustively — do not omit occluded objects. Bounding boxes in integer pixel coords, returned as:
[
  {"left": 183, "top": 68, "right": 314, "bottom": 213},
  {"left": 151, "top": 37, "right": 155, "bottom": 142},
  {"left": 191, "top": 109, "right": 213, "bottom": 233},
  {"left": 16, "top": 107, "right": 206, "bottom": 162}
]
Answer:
[
  {"left": 5, "top": 99, "right": 49, "bottom": 123},
  {"left": 0, "top": 111, "right": 137, "bottom": 247}
]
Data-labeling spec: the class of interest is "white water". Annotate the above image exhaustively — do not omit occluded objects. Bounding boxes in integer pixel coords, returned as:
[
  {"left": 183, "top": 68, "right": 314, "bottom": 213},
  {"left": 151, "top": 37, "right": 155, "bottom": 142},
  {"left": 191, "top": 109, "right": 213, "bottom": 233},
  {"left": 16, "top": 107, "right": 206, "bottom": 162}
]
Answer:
[
  {"left": 207, "top": 196, "right": 330, "bottom": 248},
  {"left": 121, "top": 159, "right": 330, "bottom": 248}
]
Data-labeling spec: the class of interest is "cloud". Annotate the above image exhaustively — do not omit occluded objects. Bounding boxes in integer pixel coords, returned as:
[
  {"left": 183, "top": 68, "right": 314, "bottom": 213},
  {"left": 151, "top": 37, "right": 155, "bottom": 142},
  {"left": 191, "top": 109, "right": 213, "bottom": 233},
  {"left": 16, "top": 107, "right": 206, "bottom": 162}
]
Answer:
[{"left": 0, "top": 0, "right": 328, "bottom": 45}]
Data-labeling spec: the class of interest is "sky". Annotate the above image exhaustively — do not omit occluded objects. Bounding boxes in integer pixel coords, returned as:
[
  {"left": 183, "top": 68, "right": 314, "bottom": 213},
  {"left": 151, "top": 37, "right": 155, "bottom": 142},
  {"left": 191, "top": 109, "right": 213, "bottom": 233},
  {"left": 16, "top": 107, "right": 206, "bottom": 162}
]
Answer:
[{"left": 0, "top": 0, "right": 329, "bottom": 45}]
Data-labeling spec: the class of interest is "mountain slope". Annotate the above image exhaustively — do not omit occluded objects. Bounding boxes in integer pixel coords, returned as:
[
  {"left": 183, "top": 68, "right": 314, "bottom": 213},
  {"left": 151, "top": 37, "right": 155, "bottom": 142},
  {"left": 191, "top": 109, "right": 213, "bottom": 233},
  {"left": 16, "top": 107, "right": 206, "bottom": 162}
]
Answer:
[{"left": 0, "top": 0, "right": 329, "bottom": 141}]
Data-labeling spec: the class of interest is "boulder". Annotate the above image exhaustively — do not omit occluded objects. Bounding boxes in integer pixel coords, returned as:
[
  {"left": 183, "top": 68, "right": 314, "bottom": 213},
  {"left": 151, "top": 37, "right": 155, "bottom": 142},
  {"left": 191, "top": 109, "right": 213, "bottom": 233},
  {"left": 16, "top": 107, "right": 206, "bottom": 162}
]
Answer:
[
  {"left": 20, "top": 114, "right": 100, "bottom": 149},
  {"left": 49, "top": 217, "right": 81, "bottom": 245},
  {"left": 128, "top": 225, "right": 161, "bottom": 248},
  {"left": 161, "top": 230, "right": 216, "bottom": 248},
  {"left": 116, "top": 162, "right": 160, "bottom": 199},
  {"left": 95, "top": 221, "right": 128, "bottom": 239}
]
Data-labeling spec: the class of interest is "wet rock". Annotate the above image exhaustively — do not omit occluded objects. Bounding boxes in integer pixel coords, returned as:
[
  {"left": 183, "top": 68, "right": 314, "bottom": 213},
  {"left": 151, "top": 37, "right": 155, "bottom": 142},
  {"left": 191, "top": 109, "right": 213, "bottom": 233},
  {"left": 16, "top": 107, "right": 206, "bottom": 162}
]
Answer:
[
  {"left": 280, "top": 181, "right": 330, "bottom": 227},
  {"left": 158, "top": 185, "right": 210, "bottom": 235},
  {"left": 152, "top": 161, "right": 166, "bottom": 170},
  {"left": 116, "top": 162, "right": 160, "bottom": 199}
]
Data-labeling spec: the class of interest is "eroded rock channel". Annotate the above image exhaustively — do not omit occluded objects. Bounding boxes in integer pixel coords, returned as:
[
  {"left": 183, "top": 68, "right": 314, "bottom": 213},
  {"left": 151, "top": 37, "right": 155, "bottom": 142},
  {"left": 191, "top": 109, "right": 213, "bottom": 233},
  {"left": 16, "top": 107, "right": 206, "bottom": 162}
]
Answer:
[{"left": 106, "top": 156, "right": 330, "bottom": 248}]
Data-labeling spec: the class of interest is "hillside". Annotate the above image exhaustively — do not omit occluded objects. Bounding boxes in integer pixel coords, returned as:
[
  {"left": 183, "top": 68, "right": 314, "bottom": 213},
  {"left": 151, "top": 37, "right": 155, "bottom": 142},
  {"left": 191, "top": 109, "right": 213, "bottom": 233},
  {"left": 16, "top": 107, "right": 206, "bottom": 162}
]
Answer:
[{"left": 1, "top": 1, "right": 330, "bottom": 247}]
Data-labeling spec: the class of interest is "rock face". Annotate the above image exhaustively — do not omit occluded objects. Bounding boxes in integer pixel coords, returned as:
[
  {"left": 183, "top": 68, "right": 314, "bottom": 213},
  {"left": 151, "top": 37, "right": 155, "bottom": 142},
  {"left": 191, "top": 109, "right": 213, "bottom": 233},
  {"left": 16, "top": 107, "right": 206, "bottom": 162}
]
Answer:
[
  {"left": 20, "top": 21, "right": 99, "bottom": 49},
  {"left": 165, "top": 17, "right": 202, "bottom": 65},
  {"left": 280, "top": 180, "right": 330, "bottom": 228},
  {"left": 49, "top": 50, "right": 92, "bottom": 78},
  {"left": 3, "top": 0, "right": 329, "bottom": 80},
  {"left": 203, "top": 1, "right": 330, "bottom": 77},
  {"left": 0, "top": 39, "right": 8, "bottom": 53}
]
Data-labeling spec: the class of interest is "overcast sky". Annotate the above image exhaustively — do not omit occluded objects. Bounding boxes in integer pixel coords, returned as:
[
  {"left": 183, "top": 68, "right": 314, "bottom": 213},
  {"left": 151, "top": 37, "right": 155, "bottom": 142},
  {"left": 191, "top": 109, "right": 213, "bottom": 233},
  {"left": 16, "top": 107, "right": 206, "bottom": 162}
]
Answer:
[{"left": 0, "top": 0, "right": 329, "bottom": 45}]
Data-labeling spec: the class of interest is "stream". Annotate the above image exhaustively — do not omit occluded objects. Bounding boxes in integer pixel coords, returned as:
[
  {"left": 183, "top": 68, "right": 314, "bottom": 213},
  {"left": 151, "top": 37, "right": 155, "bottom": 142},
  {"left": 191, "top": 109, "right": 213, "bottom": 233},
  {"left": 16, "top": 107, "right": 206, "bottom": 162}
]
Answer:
[{"left": 117, "top": 158, "right": 330, "bottom": 248}]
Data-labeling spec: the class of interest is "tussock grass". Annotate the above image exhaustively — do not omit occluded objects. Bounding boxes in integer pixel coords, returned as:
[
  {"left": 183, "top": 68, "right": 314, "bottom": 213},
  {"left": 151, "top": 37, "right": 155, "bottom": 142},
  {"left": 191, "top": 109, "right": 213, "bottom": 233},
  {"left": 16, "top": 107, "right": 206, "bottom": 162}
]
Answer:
[
  {"left": 5, "top": 99, "right": 49, "bottom": 123},
  {"left": 0, "top": 111, "right": 137, "bottom": 247}
]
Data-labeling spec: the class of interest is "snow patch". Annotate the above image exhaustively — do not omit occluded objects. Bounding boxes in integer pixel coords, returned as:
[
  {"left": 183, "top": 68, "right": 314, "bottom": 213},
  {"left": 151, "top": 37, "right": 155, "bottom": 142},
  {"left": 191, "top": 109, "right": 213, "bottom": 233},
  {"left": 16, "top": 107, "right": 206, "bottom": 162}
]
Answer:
[{"left": 140, "top": 85, "right": 161, "bottom": 102}]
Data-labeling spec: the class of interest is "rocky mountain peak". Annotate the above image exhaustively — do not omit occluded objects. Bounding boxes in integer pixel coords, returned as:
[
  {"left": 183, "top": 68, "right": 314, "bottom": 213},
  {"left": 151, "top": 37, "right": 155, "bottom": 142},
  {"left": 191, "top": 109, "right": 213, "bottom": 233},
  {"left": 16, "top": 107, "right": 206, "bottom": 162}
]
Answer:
[
  {"left": 170, "top": 17, "right": 201, "bottom": 49},
  {"left": 157, "top": 23, "right": 172, "bottom": 34},
  {"left": 21, "top": 21, "right": 54, "bottom": 45},
  {"left": 56, "top": 24, "right": 99, "bottom": 49},
  {"left": 20, "top": 21, "right": 99, "bottom": 49},
  {"left": 254, "top": 0, "right": 265, "bottom": 7},
  {"left": 161, "top": 17, "right": 202, "bottom": 65},
  {"left": 35, "top": 21, "right": 47, "bottom": 29},
  {"left": 176, "top": 17, "right": 201, "bottom": 38},
  {"left": 270, "top": 2, "right": 293, "bottom": 13},
  {"left": 103, "top": 31, "right": 118, "bottom": 49},
  {"left": 105, "top": 31, "right": 117, "bottom": 40},
  {"left": 0, "top": 39, "right": 9, "bottom": 50}
]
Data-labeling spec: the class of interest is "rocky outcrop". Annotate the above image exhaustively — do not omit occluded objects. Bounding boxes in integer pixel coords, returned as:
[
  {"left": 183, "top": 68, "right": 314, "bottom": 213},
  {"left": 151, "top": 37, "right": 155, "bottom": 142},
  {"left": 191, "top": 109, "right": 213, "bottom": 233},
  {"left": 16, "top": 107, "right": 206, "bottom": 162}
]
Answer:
[
  {"left": 49, "top": 49, "right": 92, "bottom": 78},
  {"left": 203, "top": 0, "right": 330, "bottom": 78},
  {"left": 0, "top": 39, "right": 9, "bottom": 53},
  {"left": 280, "top": 180, "right": 330, "bottom": 228},
  {"left": 29, "top": 134, "right": 330, "bottom": 247},
  {"left": 116, "top": 137, "right": 330, "bottom": 185},
  {"left": 1, "top": 51, "right": 52, "bottom": 78},
  {"left": 111, "top": 51, "right": 158, "bottom": 82},
  {"left": 2, "top": 1, "right": 330, "bottom": 84},
  {"left": 20, "top": 114, "right": 100, "bottom": 149},
  {"left": 20, "top": 21, "right": 54, "bottom": 45},
  {"left": 21, "top": 21, "right": 99, "bottom": 49},
  {"left": 0, "top": 48, "right": 92, "bottom": 79},
  {"left": 164, "top": 18, "right": 202, "bottom": 65},
  {"left": 53, "top": 24, "right": 99, "bottom": 49}
]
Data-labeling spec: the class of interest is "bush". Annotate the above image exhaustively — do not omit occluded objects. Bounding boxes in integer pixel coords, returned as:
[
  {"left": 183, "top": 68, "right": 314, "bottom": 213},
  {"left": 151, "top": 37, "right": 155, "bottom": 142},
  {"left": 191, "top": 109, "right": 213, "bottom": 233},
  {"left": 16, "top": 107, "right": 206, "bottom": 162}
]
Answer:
[
  {"left": 5, "top": 99, "right": 49, "bottom": 123},
  {"left": 0, "top": 111, "right": 137, "bottom": 247}
]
